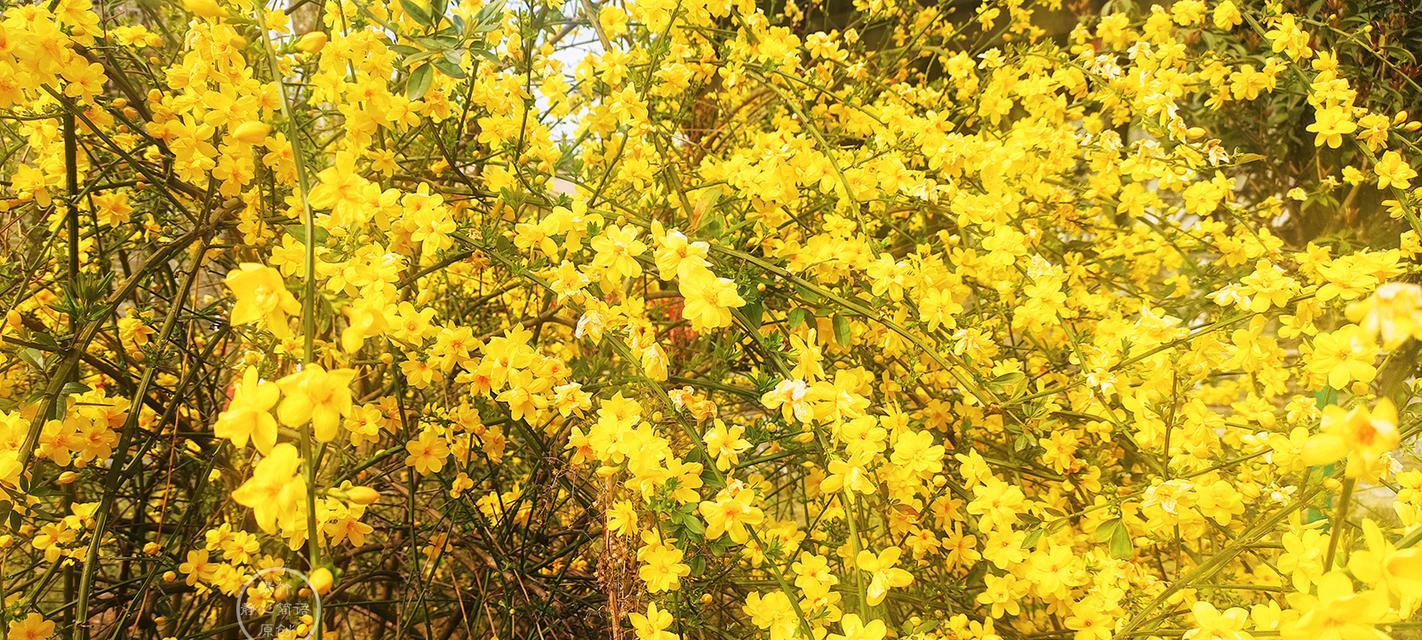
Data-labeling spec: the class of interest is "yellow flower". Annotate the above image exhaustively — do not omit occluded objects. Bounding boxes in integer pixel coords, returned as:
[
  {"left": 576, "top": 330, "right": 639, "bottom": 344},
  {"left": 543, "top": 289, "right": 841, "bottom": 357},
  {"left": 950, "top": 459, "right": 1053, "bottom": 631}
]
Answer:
[
  {"left": 976, "top": 572, "right": 1023, "bottom": 618},
  {"left": 598, "top": 5, "right": 629, "bottom": 39},
  {"left": 61, "top": 61, "right": 105, "bottom": 101},
  {"left": 1374, "top": 150, "right": 1417, "bottom": 190},
  {"left": 742, "top": 591, "right": 799, "bottom": 640},
  {"left": 698, "top": 485, "right": 764, "bottom": 545},
  {"left": 703, "top": 421, "right": 751, "bottom": 471},
  {"left": 828, "top": 614, "right": 887, "bottom": 640},
  {"left": 1212, "top": 0, "right": 1241, "bottom": 30},
  {"left": 214, "top": 366, "right": 280, "bottom": 453},
  {"left": 606, "top": 499, "right": 639, "bottom": 536},
  {"left": 1348, "top": 519, "right": 1422, "bottom": 614},
  {"left": 6, "top": 613, "right": 55, "bottom": 640},
  {"left": 405, "top": 429, "right": 449, "bottom": 475},
  {"left": 1265, "top": 14, "right": 1311, "bottom": 60},
  {"left": 856, "top": 546, "right": 913, "bottom": 606},
  {"left": 225, "top": 263, "right": 301, "bottom": 339},
  {"left": 637, "top": 531, "right": 690, "bottom": 593},
  {"left": 1065, "top": 598, "right": 1114, "bottom": 640},
  {"left": 276, "top": 364, "right": 356, "bottom": 442},
  {"left": 590, "top": 224, "right": 646, "bottom": 283},
  {"left": 917, "top": 286, "right": 962, "bottom": 332},
  {"left": 1307, "top": 325, "right": 1377, "bottom": 390},
  {"left": 761, "top": 379, "right": 812, "bottom": 424},
  {"left": 324, "top": 506, "right": 374, "bottom": 547},
  {"left": 1301, "top": 399, "right": 1399, "bottom": 480},
  {"left": 653, "top": 225, "right": 710, "bottom": 280},
  {"left": 308, "top": 153, "right": 374, "bottom": 222},
  {"left": 679, "top": 268, "right": 745, "bottom": 331},
  {"left": 231, "top": 443, "right": 306, "bottom": 534},
  {"left": 1184, "top": 602, "right": 1252, "bottom": 640},
  {"left": 629, "top": 601, "right": 677, "bottom": 640},
  {"left": 967, "top": 476, "right": 1027, "bottom": 532},
  {"left": 1346, "top": 282, "right": 1422, "bottom": 349},
  {"left": 1278, "top": 528, "right": 1327, "bottom": 592},
  {"left": 92, "top": 192, "right": 133, "bottom": 227},
  {"left": 1281, "top": 571, "right": 1392, "bottom": 640},
  {"left": 820, "top": 453, "right": 876, "bottom": 495},
  {"left": 178, "top": 549, "right": 214, "bottom": 585},
  {"left": 0, "top": 451, "right": 22, "bottom": 500},
  {"left": 1306, "top": 107, "right": 1356, "bottom": 149},
  {"left": 791, "top": 552, "right": 838, "bottom": 600}
]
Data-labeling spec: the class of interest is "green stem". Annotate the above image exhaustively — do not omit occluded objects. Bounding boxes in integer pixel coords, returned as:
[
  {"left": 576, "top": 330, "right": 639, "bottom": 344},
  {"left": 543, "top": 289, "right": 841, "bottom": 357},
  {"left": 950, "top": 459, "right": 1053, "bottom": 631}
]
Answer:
[
  {"left": 844, "top": 490, "right": 867, "bottom": 614},
  {"left": 1324, "top": 478, "right": 1354, "bottom": 570},
  {"left": 61, "top": 101, "right": 79, "bottom": 640},
  {"left": 252, "top": 5, "right": 323, "bottom": 638}
]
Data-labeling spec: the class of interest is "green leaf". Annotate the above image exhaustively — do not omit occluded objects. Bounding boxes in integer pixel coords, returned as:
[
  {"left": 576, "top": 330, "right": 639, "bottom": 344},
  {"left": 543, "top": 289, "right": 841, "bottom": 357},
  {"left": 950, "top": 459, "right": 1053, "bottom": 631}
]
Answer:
[
  {"left": 1109, "top": 522, "right": 1133, "bottom": 559},
  {"left": 992, "top": 371, "right": 1025, "bottom": 385},
  {"left": 401, "top": 51, "right": 437, "bottom": 66},
  {"left": 700, "top": 464, "right": 725, "bottom": 492},
  {"left": 29, "top": 332, "right": 61, "bottom": 351},
  {"left": 414, "top": 35, "right": 460, "bottom": 50},
  {"left": 432, "top": 57, "right": 465, "bottom": 79},
  {"left": 470, "top": 46, "right": 499, "bottom": 63},
  {"left": 679, "top": 514, "right": 705, "bottom": 536},
  {"left": 1315, "top": 386, "right": 1337, "bottom": 408},
  {"left": 832, "top": 315, "right": 851, "bottom": 347},
  {"left": 787, "top": 308, "right": 813, "bottom": 330},
  {"left": 285, "top": 223, "right": 329, "bottom": 245},
  {"left": 469, "top": 0, "right": 504, "bottom": 33},
  {"left": 400, "top": 0, "right": 432, "bottom": 26},
  {"left": 16, "top": 348, "right": 45, "bottom": 371},
  {"left": 964, "top": 559, "right": 988, "bottom": 586},
  {"left": 406, "top": 63, "right": 434, "bottom": 100},
  {"left": 1092, "top": 518, "right": 1121, "bottom": 543},
  {"left": 990, "top": 371, "right": 1027, "bottom": 399},
  {"left": 1093, "top": 519, "right": 1133, "bottom": 559},
  {"left": 741, "top": 301, "right": 763, "bottom": 329}
]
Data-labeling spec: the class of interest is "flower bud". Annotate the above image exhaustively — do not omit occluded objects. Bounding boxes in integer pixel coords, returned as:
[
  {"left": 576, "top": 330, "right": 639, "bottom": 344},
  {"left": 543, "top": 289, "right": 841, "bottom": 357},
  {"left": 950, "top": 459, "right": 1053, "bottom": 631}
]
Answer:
[
  {"left": 296, "top": 32, "right": 329, "bottom": 54},
  {"left": 182, "top": 0, "right": 226, "bottom": 19},
  {"left": 232, "top": 121, "right": 270, "bottom": 145},
  {"left": 347, "top": 486, "right": 380, "bottom": 505},
  {"left": 309, "top": 567, "right": 333, "bottom": 595}
]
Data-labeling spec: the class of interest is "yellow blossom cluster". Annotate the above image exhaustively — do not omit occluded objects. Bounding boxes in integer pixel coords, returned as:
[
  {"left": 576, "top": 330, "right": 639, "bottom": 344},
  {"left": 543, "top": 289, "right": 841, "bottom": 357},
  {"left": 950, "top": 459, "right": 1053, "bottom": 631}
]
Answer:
[{"left": 2, "top": 0, "right": 1422, "bottom": 639}]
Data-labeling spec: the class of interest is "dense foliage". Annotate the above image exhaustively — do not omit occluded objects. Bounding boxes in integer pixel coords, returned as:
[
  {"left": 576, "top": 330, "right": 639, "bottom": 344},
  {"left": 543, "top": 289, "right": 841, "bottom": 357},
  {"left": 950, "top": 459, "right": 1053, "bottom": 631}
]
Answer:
[{"left": 2, "top": 0, "right": 1422, "bottom": 639}]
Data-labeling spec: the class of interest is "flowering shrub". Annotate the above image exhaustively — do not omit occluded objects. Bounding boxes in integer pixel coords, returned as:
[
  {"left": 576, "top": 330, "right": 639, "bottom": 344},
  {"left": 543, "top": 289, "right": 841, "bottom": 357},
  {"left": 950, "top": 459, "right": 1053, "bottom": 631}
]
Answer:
[{"left": 2, "top": 0, "right": 1422, "bottom": 639}]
